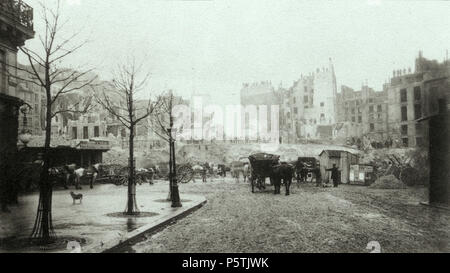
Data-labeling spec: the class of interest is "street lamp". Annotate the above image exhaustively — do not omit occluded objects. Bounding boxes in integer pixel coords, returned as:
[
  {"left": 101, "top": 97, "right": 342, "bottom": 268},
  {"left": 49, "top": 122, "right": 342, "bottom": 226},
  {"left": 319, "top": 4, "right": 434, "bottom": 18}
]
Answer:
[
  {"left": 18, "top": 104, "right": 32, "bottom": 147},
  {"left": 168, "top": 115, "right": 182, "bottom": 208}
]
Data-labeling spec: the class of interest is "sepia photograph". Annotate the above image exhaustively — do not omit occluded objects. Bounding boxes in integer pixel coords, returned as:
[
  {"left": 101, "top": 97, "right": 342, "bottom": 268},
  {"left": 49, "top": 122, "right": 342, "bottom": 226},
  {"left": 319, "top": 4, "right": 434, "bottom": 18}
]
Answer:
[{"left": 0, "top": 0, "right": 449, "bottom": 260}]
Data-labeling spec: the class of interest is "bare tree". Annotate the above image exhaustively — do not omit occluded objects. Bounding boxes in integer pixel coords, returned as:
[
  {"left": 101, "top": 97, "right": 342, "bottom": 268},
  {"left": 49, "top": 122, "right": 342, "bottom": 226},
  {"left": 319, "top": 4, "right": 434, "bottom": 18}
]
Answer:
[
  {"left": 148, "top": 90, "right": 184, "bottom": 206},
  {"left": 3, "top": 0, "right": 96, "bottom": 244},
  {"left": 95, "top": 59, "right": 160, "bottom": 215}
]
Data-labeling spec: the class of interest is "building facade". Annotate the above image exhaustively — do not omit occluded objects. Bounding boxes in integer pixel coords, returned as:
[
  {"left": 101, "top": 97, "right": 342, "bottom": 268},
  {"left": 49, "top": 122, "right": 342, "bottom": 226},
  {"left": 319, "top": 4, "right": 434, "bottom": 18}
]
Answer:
[
  {"left": 336, "top": 84, "right": 389, "bottom": 143},
  {"left": 241, "top": 59, "right": 338, "bottom": 143},
  {"left": 386, "top": 52, "right": 450, "bottom": 147}
]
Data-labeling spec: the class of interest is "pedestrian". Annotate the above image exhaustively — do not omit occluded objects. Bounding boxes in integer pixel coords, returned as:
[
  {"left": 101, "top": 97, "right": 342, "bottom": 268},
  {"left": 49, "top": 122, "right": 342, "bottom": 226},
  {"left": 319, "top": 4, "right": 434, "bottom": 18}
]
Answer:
[
  {"left": 201, "top": 167, "right": 207, "bottom": 183},
  {"left": 326, "top": 164, "right": 340, "bottom": 188},
  {"left": 315, "top": 168, "right": 322, "bottom": 187},
  {"left": 148, "top": 167, "right": 154, "bottom": 185},
  {"left": 243, "top": 164, "right": 250, "bottom": 183}
]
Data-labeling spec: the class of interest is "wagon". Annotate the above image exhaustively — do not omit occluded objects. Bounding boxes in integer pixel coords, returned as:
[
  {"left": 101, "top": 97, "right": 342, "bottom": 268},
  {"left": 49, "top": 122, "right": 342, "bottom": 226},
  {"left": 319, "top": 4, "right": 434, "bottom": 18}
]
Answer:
[
  {"left": 97, "top": 164, "right": 152, "bottom": 186},
  {"left": 248, "top": 153, "right": 280, "bottom": 193}
]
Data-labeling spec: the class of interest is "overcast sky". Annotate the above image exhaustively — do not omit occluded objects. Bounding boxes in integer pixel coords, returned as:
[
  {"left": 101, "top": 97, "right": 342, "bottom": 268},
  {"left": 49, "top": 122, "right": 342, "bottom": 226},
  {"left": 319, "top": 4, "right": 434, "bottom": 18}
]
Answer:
[{"left": 21, "top": 0, "right": 450, "bottom": 104}]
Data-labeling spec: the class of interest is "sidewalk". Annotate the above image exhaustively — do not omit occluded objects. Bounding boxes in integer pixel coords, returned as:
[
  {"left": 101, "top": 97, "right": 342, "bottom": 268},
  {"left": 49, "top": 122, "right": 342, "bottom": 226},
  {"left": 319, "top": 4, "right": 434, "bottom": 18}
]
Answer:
[{"left": 0, "top": 183, "right": 206, "bottom": 253}]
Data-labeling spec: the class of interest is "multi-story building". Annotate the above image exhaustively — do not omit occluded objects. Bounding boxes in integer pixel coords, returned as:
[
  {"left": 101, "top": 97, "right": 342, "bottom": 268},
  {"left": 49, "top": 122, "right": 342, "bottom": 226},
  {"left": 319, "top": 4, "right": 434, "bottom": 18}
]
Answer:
[
  {"left": 0, "top": 0, "right": 34, "bottom": 98},
  {"left": 241, "top": 59, "right": 338, "bottom": 143},
  {"left": 386, "top": 52, "right": 450, "bottom": 147},
  {"left": 336, "top": 84, "right": 389, "bottom": 142},
  {"left": 0, "top": 0, "right": 35, "bottom": 151},
  {"left": 240, "top": 80, "right": 281, "bottom": 142},
  {"left": 16, "top": 64, "right": 44, "bottom": 135}
]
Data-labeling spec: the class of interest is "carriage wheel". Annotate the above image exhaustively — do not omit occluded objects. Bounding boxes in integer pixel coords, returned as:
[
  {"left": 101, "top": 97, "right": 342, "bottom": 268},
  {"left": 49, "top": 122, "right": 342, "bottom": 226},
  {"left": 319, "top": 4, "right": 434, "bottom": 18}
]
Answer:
[
  {"left": 119, "top": 175, "right": 128, "bottom": 186},
  {"left": 177, "top": 165, "right": 194, "bottom": 184}
]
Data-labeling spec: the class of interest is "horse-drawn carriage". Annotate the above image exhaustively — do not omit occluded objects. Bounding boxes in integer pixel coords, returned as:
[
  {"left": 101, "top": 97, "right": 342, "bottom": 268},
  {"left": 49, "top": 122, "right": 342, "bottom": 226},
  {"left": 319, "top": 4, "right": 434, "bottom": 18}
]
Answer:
[
  {"left": 96, "top": 164, "right": 154, "bottom": 186},
  {"left": 248, "top": 153, "right": 294, "bottom": 195}
]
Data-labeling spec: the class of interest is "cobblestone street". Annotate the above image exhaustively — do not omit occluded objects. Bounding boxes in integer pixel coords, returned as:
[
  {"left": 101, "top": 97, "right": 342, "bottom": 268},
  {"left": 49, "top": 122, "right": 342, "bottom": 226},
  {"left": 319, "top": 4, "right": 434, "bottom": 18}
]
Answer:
[{"left": 130, "top": 179, "right": 449, "bottom": 253}]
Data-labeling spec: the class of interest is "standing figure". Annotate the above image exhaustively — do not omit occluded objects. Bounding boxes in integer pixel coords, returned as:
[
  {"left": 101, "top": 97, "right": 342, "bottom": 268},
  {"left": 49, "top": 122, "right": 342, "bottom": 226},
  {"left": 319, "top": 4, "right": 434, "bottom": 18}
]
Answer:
[
  {"left": 315, "top": 168, "right": 322, "bottom": 187},
  {"left": 295, "top": 161, "right": 304, "bottom": 184},
  {"left": 326, "top": 164, "right": 340, "bottom": 188},
  {"left": 243, "top": 164, "right": 250, "bottom": 183},
  {"left": 148, "top": 167, "right": 154, "bottom": 185},
  {"left": 201, "top": 167, "right": 207, "bottom": 183},
  {"left": 64, "top": 164, "right": 77, "bottom": 189}
]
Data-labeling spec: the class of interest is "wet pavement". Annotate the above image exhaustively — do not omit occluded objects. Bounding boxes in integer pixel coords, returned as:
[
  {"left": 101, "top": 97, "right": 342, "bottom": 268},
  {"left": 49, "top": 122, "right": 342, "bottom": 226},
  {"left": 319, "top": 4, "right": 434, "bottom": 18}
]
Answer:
[{"left": 0, "top": 182, "right": 206, "bottom": 253}]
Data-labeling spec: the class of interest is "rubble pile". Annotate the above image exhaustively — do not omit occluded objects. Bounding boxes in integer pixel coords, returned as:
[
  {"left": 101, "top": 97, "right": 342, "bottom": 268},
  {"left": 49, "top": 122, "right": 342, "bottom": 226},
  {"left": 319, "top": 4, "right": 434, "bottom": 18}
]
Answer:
[
  {"left": 369, "top": 175, "right": 407, "bottom": 189},
  {"left": 359, "top": 148, "right": 429, "bottom": 187}
]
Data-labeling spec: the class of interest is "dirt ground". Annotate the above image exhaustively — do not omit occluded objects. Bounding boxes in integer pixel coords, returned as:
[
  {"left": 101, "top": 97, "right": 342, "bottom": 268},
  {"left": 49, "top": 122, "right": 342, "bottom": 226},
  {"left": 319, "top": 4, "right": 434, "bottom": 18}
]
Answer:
[{"left": 130, "top": 179, "right": 449, "bottom": 253}]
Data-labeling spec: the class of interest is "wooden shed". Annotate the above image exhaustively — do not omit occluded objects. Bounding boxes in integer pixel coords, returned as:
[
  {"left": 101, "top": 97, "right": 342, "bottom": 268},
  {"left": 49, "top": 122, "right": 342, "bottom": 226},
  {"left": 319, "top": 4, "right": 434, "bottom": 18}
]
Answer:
[{"left": 319, "top": 150, "right": 359, "bottom": 184}]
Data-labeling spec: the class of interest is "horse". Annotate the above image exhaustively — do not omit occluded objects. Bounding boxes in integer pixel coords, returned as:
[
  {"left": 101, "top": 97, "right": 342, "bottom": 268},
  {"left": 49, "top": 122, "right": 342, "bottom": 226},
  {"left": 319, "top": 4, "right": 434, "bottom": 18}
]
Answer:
[
  {"left": 64, "top": 164, "right": 100, "bottom": 190},
  {"left": 271, "top": 163, "right": 294, "bottom": 196}
]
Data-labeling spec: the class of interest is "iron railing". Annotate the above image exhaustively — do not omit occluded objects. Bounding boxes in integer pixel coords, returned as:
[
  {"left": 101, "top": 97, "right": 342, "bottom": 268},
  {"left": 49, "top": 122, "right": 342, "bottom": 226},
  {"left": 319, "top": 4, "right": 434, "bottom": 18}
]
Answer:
[{"left": 0, "top": 0, "right": 34, "bottom": 30}]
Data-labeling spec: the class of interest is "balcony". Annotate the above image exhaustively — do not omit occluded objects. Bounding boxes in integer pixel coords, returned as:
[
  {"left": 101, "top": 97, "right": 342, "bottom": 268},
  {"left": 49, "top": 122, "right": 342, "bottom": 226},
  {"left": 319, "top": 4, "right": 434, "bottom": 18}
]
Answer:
[{"left": 0, "top": 0, "right": 34, "bottom": 33}]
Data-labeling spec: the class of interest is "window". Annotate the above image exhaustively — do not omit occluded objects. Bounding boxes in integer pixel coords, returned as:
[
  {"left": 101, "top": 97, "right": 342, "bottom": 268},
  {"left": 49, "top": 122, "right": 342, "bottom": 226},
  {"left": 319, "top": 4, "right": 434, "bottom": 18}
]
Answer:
[
  {"left": 414, "top": 86, "right": 421, "bottom": 101},
  {"left": 414, "top": 104, "right": 422, "bottom": 120},
  {"left": 370, "top": 123, "right": 375, "bottom": 132},
  {"left": 83, "top": 126, "right": 89, "bottom": 139},
  {"left": 352, "top": 117, "right": 356, "bottom": 123},
  {"left": 320, "top": 102, "right": 325, "bottom": 107},
  {"left": 94, "top": 126, "right": 100, "bottom": 137},
  {"left": 320, "top": 113, "right": 325, "bottom": 119},
  {"left": 377, "top": 105, "right": 382, "bottom": 112},
  {"left": 369, "top": 98, "right": 374, "bottom": 103},
  {"left": 294, "top": 107, "right": 298, "bottom": 114},
  {"left": 358, "top": 108, "right": 361, "bottom": 113},
  {"left": 293, "top": 97, "right": 296, "bottom": 104},
  {"left": 34, "top": 104, "right": 39, "bottom": 115},
  {"left": 369, "top": 106, "right": 374, "bottom": 113},
  {"left": 400, "top": 89, "right": 407, "bottom": 102},
  {"left": 401, "top": 125, "right": 408, "bottom": 136},
  {"left": 401, "top": 106, "right": 408, "bottom": 121},
  {"left": 358, "top": 116, "right": 362, "bottom": 123},
  {"left": 304, "top": 96, "right": 309, "bottom": 103},
  {"left": 72, "top": 127, "right": 78, "bottom": 139},
  {"left": 351, "top": 108, "right": 355, "bottom": 114}
]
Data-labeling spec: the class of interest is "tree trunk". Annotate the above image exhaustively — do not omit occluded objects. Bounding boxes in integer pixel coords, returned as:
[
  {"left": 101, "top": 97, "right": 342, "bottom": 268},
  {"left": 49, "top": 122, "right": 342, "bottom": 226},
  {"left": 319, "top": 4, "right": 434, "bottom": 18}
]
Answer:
[
  {"left": 125, "top": 125, "right": 138, "bottom": 215},
  {"left": 30, "top": 91, "right": 55, "bottom": 244},
  {"left": 170, "top": 137, "right": 182, "bottom": 208}
]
